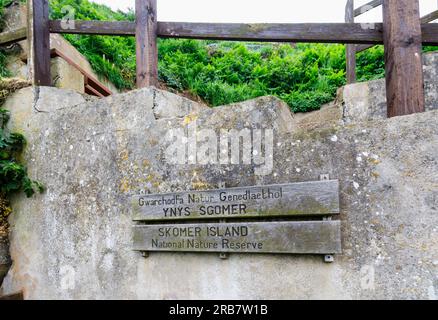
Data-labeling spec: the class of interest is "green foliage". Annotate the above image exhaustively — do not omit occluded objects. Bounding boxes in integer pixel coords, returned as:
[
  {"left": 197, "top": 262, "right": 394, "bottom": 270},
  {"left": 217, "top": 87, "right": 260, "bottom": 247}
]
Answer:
[
  {"left": 0, "top": 106, "right": 43, "bottom": 198},
  {"left": 159, "top": 41, "right": 348, "bottom": 111},
  {"left": 1, "top": 0, "right": 437, "bottom": 113},
  {"left": 0, "top": 50, "right": 11, "bottom": 78},
  {"left": 0, "top": 0, "right": 13, "bottom": 31},
  {"left": 49, "top": 0, "right": 136, "bottom": 90},
  {"left": 356, "top": 46, "right": 386, "bottom": 81},
  {"left": 45, "top": 1, "right": 438, "bottom": 112}
]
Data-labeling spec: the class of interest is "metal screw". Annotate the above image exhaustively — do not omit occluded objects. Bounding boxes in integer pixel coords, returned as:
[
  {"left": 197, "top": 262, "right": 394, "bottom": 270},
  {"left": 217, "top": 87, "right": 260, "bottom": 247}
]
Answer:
[
  {"left": 324, "top": 255, "right": 334, "bottom": 263},
  {"left": 141, "top": 251, "right": 149, "bottom": 258},
  {"left": 219, "top": 253, "right": 229, "bottom": 260},
  {"left": 320, "top": 174, "right": 330, "bottom": 181}
]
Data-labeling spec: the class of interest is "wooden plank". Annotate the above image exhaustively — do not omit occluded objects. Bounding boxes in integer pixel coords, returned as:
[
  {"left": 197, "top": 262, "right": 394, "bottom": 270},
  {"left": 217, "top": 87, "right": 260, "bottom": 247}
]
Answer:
[
  {"left": 346, "top": 0, "right": 356, "bottom": 84},
  {"left": 48, "top": 20, "right": 438, "bottom": 45},
  {"left": 356, "top": 10, "right": 438, "bottom": 53},
  {"left": 157, "top": 22, "right": 384, "bottom": 44},
  {"left": 27, "top": 0, "right": 35, "bottom": 84},
  {"left": 159, "top": 22, "right": 434, "bottom": 45},
  {"left": 85, "top": 84, "right": 104, "bottom": 97},
  {"left": 49, "top": 20, "right": 383, "bottom": 44},
  {"left": 133, "top": 221, "right": 342, "bottom": 254},
  {"left": 354, "top": 0, "right": 382, "bottom": 17},
  {"left": 420, "top": 9, "right": 438, "bottom": 24},
  {"left": 421, "top": 23, "right": 438, "bottom": 46},
  {"left": 356, "top": 43, "right": 378, "bottom": 53},
  {"left": 0, "top": 292, "right": 24, "bottom": 300},
  {"left": 132, "top": 180, "right": 340, "bottom": 222},
  {"left": 49, "top": 20, "right": 136, "bottom": 36},
  {"left": 0, "top": 27, "right": 27, "bottom": 46},
  {"left": 383, "top": 0, "right": 425, "bottom": 118},
  {"left": 33, "top": 0, "right": 51, "bottom": 86},
  {"left": 136, "top": 0, "right": 158, "bottom": 88}
]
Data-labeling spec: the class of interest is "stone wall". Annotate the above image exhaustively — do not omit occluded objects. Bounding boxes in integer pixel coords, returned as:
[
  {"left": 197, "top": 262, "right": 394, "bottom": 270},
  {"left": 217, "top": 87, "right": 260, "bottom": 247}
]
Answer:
[
  {"left": 0, "top": 83, "right": 437, "bottom": 299},
  {"left": 341, "top": 52, "right": 438, "bottom": 123},
  {"left": 0, "top": 242, "right": 10, "bottom": 286}
]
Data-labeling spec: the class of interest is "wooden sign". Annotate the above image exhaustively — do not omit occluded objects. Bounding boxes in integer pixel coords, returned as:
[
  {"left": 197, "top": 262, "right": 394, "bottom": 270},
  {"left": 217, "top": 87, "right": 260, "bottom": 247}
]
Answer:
[
  {"left": 132, "top": 180, "right": 339, "bottom": 222},
  {"left": 133, "top": 221, "right": 342, "bottom": 254}
]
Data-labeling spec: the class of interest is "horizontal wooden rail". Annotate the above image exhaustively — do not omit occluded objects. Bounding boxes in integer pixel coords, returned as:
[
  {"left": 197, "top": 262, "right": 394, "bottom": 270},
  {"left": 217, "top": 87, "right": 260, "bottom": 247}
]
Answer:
[
  {"left": 0, "top": 27, "right": 27, "bottom": 46},
  {"left": 49, "top": 20, "right": 135, "bottom": 36},
  {"left": 356, "top": 10, "right": 438, "bottom": 53},
  {"left": 419, "top": 9, "right": 438, "bottom": 24},
  {"left": 157, "top": 22, "right": 382, "bottom": 44},
  {"left": 354, "top": 0, "right": 382, "bottom": 17},
  {"left": 49, "top": 20, "right": 438, "bottom": 45}
]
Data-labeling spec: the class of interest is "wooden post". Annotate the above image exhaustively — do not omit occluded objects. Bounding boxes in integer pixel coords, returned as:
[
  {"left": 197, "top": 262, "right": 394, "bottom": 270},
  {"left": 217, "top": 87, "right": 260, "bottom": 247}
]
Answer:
[
  {"left": 136, "top": 0, "right": 158, "bottom": 88},
  {"left": 345, "top": 0, "right": 356, "bottom": 84},
  {"left": 27, "top": 0, "right": 35, "bottom": 84},
  {"left": 382, "top": 0, "right": 425, "bottom": 117},
  {"left": 32, "top": 0, "right": 51, "bottom": 86}
]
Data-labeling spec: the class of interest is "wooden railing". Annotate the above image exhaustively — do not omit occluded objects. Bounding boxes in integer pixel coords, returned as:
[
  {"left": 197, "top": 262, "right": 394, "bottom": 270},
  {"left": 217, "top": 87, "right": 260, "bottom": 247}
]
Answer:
[
  {"left": 346, "top": 0, "right": 438, "bottom": 83},
  {"left": 1, "top": 0, "right": 437, "bottom": 118}
]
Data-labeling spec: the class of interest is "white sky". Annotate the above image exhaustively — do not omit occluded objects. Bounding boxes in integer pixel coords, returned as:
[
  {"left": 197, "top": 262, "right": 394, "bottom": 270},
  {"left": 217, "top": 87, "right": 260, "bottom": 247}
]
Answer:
[{"left": 89, "top": 0, "right": 437, "bottom": 23}]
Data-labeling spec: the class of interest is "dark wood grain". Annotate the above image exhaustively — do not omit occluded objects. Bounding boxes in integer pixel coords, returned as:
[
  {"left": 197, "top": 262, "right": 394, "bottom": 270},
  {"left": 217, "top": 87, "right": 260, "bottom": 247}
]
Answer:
[
  {"left": 33, "top": 0, "right": 51, "bottom": 86},
  {"left": 345, "top": 0, "right": 356, "bottom": 84},
  {"left": 136, "top": 0, "right": 158, "bottom": 88},
  {"left": 421, "top": 23, "right": 438, "bottom": 46},
  {"left": 383, "top": 0, "right": 425, "bottom": 117}
]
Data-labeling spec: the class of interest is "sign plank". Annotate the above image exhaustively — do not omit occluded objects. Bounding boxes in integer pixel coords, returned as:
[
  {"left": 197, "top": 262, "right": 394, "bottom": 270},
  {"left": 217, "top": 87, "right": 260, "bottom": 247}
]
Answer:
[
  {"left": 132, "top": 180, "right": 340, "bottom": 222},
  {"left": 133, "top": 221, "right": 342, "bottom": 254}
]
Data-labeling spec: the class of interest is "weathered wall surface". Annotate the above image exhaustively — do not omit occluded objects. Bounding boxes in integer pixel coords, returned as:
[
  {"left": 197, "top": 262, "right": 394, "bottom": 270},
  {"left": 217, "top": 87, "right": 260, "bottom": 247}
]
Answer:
[
  {"left": 0, "top": 241, "right": 10, "bottom": 285},
  {"left": 0, "top": 82, "right": 437, "bottom": 299},
  {"left": 341, "top": 52, "right": 438, "bottom": 123}
]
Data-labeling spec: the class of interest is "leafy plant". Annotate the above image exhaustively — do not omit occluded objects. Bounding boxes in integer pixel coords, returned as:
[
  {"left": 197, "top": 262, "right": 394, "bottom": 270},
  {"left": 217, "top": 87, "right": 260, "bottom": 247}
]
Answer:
[
  {"left": 0, "top": 0, "right": 13, "bottom": 31},
  {"left": 0, "top": 102, "right": 43, "bottom": 198},
  {"left": 0, "top": 50, "right": 11, "bottom": 78},
  {"left": 1, "top": 0, "right": 437, "bottom": 113}
]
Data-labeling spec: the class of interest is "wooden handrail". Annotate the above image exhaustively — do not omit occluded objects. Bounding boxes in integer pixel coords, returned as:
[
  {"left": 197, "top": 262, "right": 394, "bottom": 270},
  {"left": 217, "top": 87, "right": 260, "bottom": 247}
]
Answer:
[
  {"left": 354, "top": 0, "right": 382, "bottom": 17},
  {"left": 356, "top": 9, "right": 438, "bottom": 53},
  {"left": 48, "top": 20, "right": 438, "bottom": 45}
]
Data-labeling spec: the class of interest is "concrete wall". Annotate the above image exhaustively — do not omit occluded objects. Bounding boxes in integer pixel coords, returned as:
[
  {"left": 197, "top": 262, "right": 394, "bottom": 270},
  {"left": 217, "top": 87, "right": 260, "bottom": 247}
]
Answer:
[
  {"left": 0, "top": 84, "right": 437, "bottom": 300},
  {"left": 340, "top": 52, "right": 438, "bottom": 123},
  {"left": 51, "top": 57, "right": 85, "bottom": 94}
]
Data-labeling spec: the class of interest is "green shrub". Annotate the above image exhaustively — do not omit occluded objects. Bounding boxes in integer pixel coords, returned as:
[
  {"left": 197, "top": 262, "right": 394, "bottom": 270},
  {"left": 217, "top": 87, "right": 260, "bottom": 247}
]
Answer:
[
  {"left": 0, "top": 50, "right": 10, "bottom": 78},
  {"left": 0, "top": 107, "right": 43, "bottom": 197},
  {"left": 1, "top": 0, "right": 436, "bottom": 113},
  {"left": 0, "top": 0, "right": 12, "bottom": 31}
]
